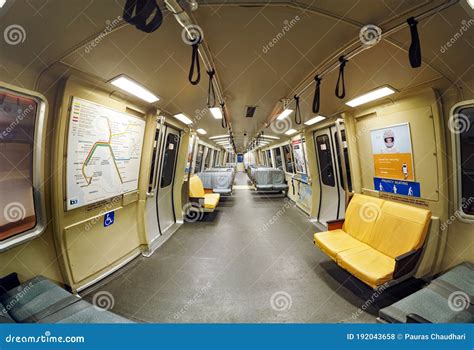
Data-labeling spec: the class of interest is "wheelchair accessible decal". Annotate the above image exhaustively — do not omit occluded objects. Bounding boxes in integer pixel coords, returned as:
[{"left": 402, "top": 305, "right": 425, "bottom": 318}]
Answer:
[
  {"left": 374, "top": 177, "right": 421, "bottom": 197},
  {"left": 104, "top": 211, "right": 115, "bottom": 227}
]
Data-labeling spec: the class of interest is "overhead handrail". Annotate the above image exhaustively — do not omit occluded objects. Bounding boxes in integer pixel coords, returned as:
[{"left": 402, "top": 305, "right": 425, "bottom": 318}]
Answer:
[
  {"left": 407, "top": 17, "right": 422, "bottom": 68},
  {"left": 207, "top": 69, "right": 216, "bottom": 107},
  {"left": 294, "top": 95, "right": 302, "bottom": 125},
  {"left": 312, "top": 75, "right": 322, "bottom": 113}
]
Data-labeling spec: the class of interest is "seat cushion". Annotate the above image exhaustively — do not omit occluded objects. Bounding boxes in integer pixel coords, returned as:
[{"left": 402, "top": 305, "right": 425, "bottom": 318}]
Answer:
[
  {"left": 342, "top": 194, "right": 385, "bottom": 244},
  {"left": 204, "top": 193, "right": 220, "bottom": 209},
  {"left": 337, "top": 246, "right": 395, "bottom": 288},
  {"left": 189, "top": 175, "right": 206, "bottom": 197},
  {"left": 0, "top": 302, "right": 14, "bottom": 323},
  {"left": 314, "top": 230, "right": 365, "bottom": 261},
  {"left": 0, "top": 276, "right": 72, "bottom": 322},
  {"left": 369, "top": 201, "right": 431, "bottom": 259}
]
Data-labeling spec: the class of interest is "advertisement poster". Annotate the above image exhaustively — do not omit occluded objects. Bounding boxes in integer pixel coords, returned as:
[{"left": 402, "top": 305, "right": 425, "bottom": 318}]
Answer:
[
  {"left": 292, "top": 138, "right": 306, "bottom": 174},
  {"left": 370, "top": 123, "right": 414, "bottom": 181}
]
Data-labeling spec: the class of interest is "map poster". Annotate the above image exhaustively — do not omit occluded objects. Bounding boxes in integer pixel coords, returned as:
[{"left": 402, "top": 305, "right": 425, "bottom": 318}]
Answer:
[
  {"left": 370, "top": 123, "right": 414, "bottom": 181},
  {"left": 66, "top": 97, "right": 146, "bottom": 211}
]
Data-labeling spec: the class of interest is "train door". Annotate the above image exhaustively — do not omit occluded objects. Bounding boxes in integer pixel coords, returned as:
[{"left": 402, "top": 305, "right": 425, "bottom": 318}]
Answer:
[
  {"left": 156, "top": 126, "right": 180, "bottom": 234},
  {"left": 314, "top": 124, "right": 351, "bottom": 225},
  {"left": 146, "top": 120, "right": 163, "bottom": 244}
]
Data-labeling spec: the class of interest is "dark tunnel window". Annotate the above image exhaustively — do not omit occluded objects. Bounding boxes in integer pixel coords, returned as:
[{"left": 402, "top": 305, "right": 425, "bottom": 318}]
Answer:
[
  {"left": 457, "top": 106, "right": 474, "bottom": 216},
  {"left": 316, "top": 135, "right": 335, "bottom": 187}
]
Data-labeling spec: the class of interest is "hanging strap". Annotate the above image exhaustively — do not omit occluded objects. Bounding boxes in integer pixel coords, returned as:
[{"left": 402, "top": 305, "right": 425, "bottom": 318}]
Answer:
[
  {"left": 123, "top": 0, "right": 163, "bottom": 33},
  {"left": 335, "top": 56, "right": 347, "bottom": 99},
  {"left": 407, "top": 17, "right": 422, "bottom": 68},
  {"left": 189, "top": 41, "right": 201, "bottom": 85},
  {"left": 312, "top": 75, "right": 322, "bottom": 113},
  {"left": 207, "top": 70, "right": 216, "bottom": 107},
  {"left": 294, "top": 95, "right": 302, "bottom": 125},
  {"left": 220, "top": 102, "right": 228, "bottom": 129}
]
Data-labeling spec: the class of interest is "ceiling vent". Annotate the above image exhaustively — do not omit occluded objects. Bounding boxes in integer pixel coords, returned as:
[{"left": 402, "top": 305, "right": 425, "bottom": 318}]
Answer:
[{"left": 245, "top": 106, "right": 257, "bottom": 118}]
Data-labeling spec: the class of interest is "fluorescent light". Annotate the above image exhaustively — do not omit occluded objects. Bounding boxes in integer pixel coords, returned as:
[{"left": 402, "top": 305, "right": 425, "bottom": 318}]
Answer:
[
  {"left": 110, "top": 75, "right": 159, "bottom": 103},
  {"left": 209, "top": 107, "right": 223, "bottom": 120},
  {"left": 262, "top": 135, "right": 280, "bottom": 140},
  {"left": 196, "top": 128, "right": 207, "bottom": 135},
  {"left": 467, "top": 0, "right": 474, "bottom": 9},
  {"left": 284, "top": 128, "right": 298, "bottom": 136},
  {"left": 345, "top": 86, "right": 396, "bottom": 107},
  {"left": 209, "top": 135, "right": 229, "bottom": 140},
  {"left": 0, "top": 0, "right": 6, "bottom": 8},
  {"left": 174, "top": 113, "right": 193, "bottom": 125},
  {"left": 276, "top": 109, "right": 294, "bottom": 120},
  {"left": 304, "top": 115, "right": 326, "bottom": 126}
]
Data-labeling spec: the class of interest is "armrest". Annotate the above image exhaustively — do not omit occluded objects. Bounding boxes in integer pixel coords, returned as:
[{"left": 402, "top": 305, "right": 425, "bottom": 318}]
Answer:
[
  {"left": 393, "top": 249, "right": 422, "bottom": 279},
  {"left": 326, "top": 219, "right": 345, "bottom": 231},
  {"left": 406, "top": 313, "right": 431, "bottom": 323}
]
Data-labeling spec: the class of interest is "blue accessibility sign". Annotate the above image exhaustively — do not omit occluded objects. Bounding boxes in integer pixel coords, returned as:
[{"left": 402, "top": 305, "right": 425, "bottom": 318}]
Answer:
[
  {"left": 374, "top": 177, "right": 421, "bottom": 197},
  {"left": 104, "top": 211, "right": 115, "bottom": 227}
]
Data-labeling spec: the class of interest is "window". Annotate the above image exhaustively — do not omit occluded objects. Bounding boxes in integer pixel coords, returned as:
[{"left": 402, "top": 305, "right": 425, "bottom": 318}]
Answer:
[
  {"left": 315, "top": 135, "right": 335, "bottom": 187},
  {"left": 160, "top": 132, "right": 179, "bottom": 188},
  {"left": 334, "top": 130, "right": 352, "bottom": 191},
  {"left": 266, "top": 150, "right": 272, "bottom": 167},
  {"left": 185, "top": 134, "right": 195, "bottom": 175},
  {"left": 453, "top": 104, "right": 474, "bottom": 217},
  {"left": 0, "top": 86, "right": 46, "bottom": 251},
  {"left": 194, "top": 145, "right": 204, "bottom": 173},
  {"left": 274, "top": 147, "right": 283, "bottom": 169},
  {"left": 204, "top": 148, "right": 212, "bottom": 168},
  {"left": 282, "top": 145, "right": 294, "bottom": 173}
]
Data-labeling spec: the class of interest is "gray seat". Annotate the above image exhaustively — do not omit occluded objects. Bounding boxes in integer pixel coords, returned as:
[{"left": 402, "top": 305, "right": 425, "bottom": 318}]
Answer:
[
  {"left": 0, "top": 275, "right": 132, "bottom": 324},
  {"left": 379, "top": 263, "right": 474, "bottom": 323},
  {"left": 0, "top": 276, "right": 73, "bottom": 322}
]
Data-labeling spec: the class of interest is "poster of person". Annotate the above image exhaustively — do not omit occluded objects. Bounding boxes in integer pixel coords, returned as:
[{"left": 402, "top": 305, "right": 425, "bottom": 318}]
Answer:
[
  {"left": 370, "top": 123, "right": 414, "bottom": 181},
  {"left": 292, "top": 138, "right": 306, "bottom": 174}
]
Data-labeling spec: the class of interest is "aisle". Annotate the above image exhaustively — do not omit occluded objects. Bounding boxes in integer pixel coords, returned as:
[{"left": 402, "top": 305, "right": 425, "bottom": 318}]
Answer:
[{"left": 84, "top": 172, "right": 379, "bottom": 323}]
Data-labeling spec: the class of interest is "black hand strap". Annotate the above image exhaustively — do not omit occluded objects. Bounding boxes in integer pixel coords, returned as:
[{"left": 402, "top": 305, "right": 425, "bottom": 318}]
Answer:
[
  {"left": 123, "top": 0, "right": 163, "bottom": 33},
  {"left": 189, "top": 42, "right": 201, "bottom": 85},
  {"left": 207, "top": 70, "right": 216, "bottom": 107},
  {"left": 335, "top": 56, "right": 347, "bottom": 99},
  {"left": 294, "top": 95, "right": 302, "bottom": 125},
  {"left": 312, "top": 75, "right": 322, "bottom": 113},
  {"left": 407, "top": 17, "right": 422, "bottom": 68},
  {"left": 220, "top": 102, "right": 228, "bottom": 129}
]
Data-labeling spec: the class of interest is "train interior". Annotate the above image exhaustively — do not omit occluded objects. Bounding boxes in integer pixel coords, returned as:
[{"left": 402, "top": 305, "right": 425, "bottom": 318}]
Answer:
[{"left": 0, "top": 0, "right": 473, "bottom": 325}]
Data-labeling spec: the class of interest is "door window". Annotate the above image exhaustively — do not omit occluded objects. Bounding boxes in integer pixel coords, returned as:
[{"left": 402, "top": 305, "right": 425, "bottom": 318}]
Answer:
[
  {"left": 316, "top": 135, "right": 335, "bottom": 187},
  {"left": 161, "top": 132, "right": 179, "bottom": 188}
]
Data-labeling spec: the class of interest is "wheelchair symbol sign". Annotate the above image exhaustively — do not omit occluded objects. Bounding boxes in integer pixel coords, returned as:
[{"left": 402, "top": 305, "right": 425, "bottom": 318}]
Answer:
[{"left": 104, "top": 211, "right": 115, "bottom": 227}]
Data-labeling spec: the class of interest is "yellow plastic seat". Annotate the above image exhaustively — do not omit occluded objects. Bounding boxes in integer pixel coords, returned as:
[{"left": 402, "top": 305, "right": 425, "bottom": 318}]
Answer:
[
  {"left": 313, "top": 193, "right": 431, "bottom": 289},
  {"left": 189, "top": 175, "right": 220, "bottom": 211},
  {"left": 313, "top": 230, "right": 365, "bottom": 261},
  {"left": 337, "top": 245, "right": 395, "bottom": 288}
]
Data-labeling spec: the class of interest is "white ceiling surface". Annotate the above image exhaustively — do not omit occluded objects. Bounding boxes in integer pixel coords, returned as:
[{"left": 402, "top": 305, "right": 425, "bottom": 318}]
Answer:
[{"left": 0, "top": 0, "right": 472, "bottom": 151}]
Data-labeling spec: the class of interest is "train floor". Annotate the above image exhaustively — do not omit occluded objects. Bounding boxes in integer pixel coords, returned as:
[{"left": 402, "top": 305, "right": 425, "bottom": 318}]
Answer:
[{"left": 83, "top": 172, "right": 422, "bottom": 323}]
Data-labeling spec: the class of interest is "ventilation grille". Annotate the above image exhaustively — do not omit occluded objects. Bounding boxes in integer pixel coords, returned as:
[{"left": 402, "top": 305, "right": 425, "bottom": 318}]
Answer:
[{"left": 245, "top": 106, "right": 257, "bottom": 118}]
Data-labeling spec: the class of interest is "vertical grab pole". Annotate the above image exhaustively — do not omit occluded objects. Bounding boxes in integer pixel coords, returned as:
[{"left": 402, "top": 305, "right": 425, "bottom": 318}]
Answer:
[{"left": 335, "top": 118, "right": 350, "bottom": 208}]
